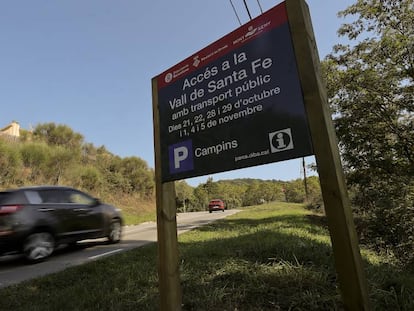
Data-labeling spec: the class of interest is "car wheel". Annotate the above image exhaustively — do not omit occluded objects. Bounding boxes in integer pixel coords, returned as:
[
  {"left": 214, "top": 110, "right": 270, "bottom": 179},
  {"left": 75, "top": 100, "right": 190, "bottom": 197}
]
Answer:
[
  {"left": 23, "top": 232, "right": 55, "bottom": 263},
  {"left": 107, "top": 220, "right": 122, "bottom": 243}
]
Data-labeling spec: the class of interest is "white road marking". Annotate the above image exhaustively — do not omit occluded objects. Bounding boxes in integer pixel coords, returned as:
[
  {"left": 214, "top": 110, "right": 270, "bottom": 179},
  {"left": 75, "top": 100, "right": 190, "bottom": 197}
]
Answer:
[{"left": 88, "top": 249, "right": 123, "bottom": 260}]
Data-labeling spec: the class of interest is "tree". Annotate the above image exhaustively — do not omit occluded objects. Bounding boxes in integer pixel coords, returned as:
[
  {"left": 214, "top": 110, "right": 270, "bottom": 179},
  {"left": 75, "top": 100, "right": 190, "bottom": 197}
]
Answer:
[
  {"left": 19, "top": 142, "right": 50, "bottom": 183},
  {"left": 323, "top": 0, "right": 414, "bottom": 264},
  {"left": 44, "top": 145, "right": 78, "bottom": 184},
  {"left": 304, "top": 176, "right": 324, "bottom": 212},
  {"left": 175, "top": 180, "right": 194, "bottom": 212},
  {"left": 193, "top": 186, "right": 209, "bottom": 211},
  {"left": 118, "top": 157, "right": 154, "bottom": 197},
  {"left": 215, "top": 181, "right": 243, "bottom": 209},
  {"left": 203, "top": 177, "right": 219, "bottom": 198},
  {"left": 69, "top": 165, "right": 103, "bottom": 192},
  {"left": 33, "top": 123, "right": 84, "bottom": 149},
  {"left": 284, "top": 179, "right": 306, "bottom": 203},
  {"left": 0, "top": 139, "right": 23, "bottom": 186},
  {"left": 242, "top": 180, "right": 262, "bottom": 206},
  {"left": 81, "top": 142, "right": 98, "bottom": 164}
]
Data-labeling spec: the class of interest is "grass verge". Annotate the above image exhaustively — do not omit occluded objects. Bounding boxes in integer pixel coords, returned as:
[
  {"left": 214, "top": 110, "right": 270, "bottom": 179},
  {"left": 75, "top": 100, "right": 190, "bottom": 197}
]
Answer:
[
  {"left": 0, "top": 202, "right": 413, "bottom": 310},
  {"left": 114, "top": 196, "right": 156, "bottom": 225}
]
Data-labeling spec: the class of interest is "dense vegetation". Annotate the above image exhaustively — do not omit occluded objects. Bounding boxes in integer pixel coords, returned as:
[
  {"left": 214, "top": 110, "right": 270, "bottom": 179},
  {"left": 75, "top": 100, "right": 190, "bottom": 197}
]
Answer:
[
  {"left": 322, "top": 0, "right": 414, "bottom": 266},
  {"left": 0, "top": 123, "right": 155, "bottom": 218},
  {"left": 0, "top": 123, "right": 154, "bottom": 196}
]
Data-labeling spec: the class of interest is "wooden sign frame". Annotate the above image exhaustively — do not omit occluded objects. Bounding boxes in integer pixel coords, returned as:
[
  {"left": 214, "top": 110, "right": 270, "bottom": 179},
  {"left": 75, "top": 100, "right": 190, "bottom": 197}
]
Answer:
[{"left": 152, "top": 0, "right": 370, "bottom": 309}]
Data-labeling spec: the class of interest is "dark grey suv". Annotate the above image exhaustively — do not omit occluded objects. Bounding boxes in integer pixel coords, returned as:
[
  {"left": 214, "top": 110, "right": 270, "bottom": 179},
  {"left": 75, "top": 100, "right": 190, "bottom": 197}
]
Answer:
[{"left": 0, "top": 186, "right": 123, "bottom": 262}]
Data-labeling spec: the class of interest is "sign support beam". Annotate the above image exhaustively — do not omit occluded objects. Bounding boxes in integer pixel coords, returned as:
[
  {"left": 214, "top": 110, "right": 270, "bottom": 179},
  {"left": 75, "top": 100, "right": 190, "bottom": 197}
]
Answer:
[
  {"left": 285, "top": 0, "right": 370, "bottom": 309},
  {"left": 152, "top": 79, "right": 182, "bottom": 311}
]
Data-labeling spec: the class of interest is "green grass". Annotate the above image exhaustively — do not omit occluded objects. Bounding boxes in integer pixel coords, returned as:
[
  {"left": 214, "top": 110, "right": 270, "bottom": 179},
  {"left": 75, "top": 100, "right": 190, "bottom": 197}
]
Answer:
[
  {"left": 122, "top": 210, "right": 156, "bottom": 225},
  {"left": 1, "top": 202, "right": 413, "bottom": 310}
]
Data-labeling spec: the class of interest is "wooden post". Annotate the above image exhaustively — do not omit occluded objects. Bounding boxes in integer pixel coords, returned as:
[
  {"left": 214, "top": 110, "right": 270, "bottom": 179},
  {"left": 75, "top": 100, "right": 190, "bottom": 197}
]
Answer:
[
  {"left": 285, "top": 0, "right": 370, "bottom": 310},
  {"left": 302, "top": 157, "right": 309, "bottom": 202},
  {"left": 152, "top": 78, "right": 182, "bottom": 311}
]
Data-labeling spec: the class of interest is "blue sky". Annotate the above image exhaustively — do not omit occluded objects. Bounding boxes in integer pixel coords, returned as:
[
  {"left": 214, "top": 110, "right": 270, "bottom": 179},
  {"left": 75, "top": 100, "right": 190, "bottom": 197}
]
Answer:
[{"left": 0, "top": 0, "right": 354, "bottom": 186}]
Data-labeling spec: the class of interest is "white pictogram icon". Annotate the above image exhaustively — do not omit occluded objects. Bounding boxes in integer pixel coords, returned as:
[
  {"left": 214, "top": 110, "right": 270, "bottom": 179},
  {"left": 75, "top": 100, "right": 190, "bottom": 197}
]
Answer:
[{"left": 269, "top": 128, "right": 294, "bottom": 153}]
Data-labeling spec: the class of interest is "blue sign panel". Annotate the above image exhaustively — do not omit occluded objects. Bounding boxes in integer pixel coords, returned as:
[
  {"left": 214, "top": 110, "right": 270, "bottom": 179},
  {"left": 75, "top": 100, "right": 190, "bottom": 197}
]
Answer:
[{"left": 155, "top": 2, "right": 313, "bottom": 182}]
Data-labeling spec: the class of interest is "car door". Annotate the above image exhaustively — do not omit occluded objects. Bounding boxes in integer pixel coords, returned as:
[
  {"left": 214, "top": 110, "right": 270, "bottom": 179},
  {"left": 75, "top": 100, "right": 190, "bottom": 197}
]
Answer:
[
  {"left": 34, "top": 189, "right": 75, "bottom": 239},
  {"left": 63, "top": 189, "right": 105, "bottom": 239}
]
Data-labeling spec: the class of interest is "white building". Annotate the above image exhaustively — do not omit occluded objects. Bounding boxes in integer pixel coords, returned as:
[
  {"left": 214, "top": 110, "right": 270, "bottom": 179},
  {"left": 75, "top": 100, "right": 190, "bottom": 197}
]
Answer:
[{"left": 0, "top": 121, "right": 20, "bottom": 139}]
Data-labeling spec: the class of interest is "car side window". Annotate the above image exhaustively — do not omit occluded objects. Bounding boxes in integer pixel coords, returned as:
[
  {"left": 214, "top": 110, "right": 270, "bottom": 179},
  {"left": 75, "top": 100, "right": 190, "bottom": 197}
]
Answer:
[
  {"left": 24, "top": 191, "right": 42, "bottom": 204},
  {"left": 67, "top": 190, "right": 94, "bottom": 205},
  {"left": 37, "top": 190, "right": 61, "bottom": 203}
]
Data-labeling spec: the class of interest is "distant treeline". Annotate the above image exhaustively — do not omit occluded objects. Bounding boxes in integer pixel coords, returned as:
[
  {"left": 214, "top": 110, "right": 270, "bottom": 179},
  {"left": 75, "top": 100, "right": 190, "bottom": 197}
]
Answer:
[{"left": 176, "top": 176, "right": 322, "bottom": 213}]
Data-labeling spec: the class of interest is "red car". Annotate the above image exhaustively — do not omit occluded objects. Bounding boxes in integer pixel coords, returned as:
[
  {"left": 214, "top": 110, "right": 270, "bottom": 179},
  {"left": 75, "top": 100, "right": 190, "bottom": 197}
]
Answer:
[{"left": 208, "top": 199, "right": 225, "bottom": 213}]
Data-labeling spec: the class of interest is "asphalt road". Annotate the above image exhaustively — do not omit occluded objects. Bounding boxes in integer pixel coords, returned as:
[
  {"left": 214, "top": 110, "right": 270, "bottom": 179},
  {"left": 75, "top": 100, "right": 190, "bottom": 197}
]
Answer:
[{"left": 0, "top": 210, "right": 239, "bottom": 288}]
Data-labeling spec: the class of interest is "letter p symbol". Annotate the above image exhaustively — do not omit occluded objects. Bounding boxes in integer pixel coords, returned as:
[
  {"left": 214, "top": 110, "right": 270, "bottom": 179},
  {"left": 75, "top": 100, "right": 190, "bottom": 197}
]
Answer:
[
  {"left": 173, "top": 146, "right": 188, "bottom": 169},
  {"left": 168, "top": 140, "right": 194, "bottom": 174}
]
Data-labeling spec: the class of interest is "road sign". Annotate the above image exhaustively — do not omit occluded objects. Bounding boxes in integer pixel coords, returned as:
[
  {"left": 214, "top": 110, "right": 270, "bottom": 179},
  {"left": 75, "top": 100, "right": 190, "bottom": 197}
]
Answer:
[{"left": 155, "top": 2, "right": 313, "bottom": 182}]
